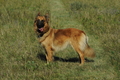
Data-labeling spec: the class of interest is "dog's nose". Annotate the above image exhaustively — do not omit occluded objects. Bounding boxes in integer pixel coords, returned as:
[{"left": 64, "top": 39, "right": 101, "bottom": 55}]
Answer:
[{"left": 37, "top": 20, "right": 44, "bottom": 28}]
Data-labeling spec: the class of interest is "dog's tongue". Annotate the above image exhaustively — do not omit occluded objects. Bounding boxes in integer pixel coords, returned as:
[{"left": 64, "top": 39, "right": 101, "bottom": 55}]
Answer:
[{"left": 39, "top": 28, "right": 44, "bottom": 32}]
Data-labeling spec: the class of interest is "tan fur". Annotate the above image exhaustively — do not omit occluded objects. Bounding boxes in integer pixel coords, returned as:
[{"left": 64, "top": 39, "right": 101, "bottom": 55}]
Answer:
[{"left": 34, "top": 13, "right": 95, "bottom": 65}]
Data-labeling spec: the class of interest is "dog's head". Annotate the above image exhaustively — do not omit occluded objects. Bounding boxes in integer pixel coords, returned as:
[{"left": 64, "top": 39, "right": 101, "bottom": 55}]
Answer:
[{"left": 34, "top": 13, "right": 49, "bottom": 34}]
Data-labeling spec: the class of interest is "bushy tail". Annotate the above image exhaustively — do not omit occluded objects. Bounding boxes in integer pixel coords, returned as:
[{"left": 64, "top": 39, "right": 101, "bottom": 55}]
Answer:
[
  {"left": 80, "top": 34, "right": 95, "bottom": 58},
  {"left": 84, "top": 45, "right": 95, "bottom": 58},
  {"left": 84, "top": 36, "right": 95, "bottom": 58}
]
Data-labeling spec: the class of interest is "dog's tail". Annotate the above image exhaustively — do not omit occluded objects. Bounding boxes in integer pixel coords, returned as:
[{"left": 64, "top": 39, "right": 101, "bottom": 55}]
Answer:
[{"left": 79, "top": 34, "right": 95, "bottom": 58}]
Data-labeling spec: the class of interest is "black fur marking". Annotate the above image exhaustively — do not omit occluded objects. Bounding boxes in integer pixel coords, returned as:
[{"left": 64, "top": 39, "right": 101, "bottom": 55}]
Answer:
[
  {"left": 36, "top": 20, "right": 44, "bottom": 28},
  {"left": 37, "top": 33, "right": 44, "bottom": 38}
]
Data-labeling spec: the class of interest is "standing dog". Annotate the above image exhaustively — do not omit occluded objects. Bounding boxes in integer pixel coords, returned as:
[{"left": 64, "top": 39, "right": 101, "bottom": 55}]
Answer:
[{"left": 34, "top": 13, "right": 95, "bottom": 65}]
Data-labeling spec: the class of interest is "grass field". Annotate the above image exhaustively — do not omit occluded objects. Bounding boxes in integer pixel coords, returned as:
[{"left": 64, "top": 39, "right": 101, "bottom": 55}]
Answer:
[{"left": 0, "top": 0, "right": 120, "bottom": 80}]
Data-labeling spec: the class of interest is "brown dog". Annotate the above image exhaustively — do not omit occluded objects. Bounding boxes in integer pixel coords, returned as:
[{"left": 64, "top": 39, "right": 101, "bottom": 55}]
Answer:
[{"left": 34, "top": 13, "right": 95, "bottom": 65}]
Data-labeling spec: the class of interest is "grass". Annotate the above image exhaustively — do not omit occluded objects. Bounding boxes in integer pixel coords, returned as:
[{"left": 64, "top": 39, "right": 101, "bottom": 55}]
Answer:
[{"left": 0, "top": 0, "right": 120, "bottom": 80}]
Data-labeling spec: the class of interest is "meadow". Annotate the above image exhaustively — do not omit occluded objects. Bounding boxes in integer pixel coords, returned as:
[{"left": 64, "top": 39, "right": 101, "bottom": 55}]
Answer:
[{"left": 0, "top": 0, "right": 120, "bottom": 80}]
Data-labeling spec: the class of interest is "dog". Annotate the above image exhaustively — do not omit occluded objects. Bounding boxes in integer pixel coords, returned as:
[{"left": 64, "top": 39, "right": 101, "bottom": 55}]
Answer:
[{"left": 34, "top": 13, "right": 95, "bottom": 65}]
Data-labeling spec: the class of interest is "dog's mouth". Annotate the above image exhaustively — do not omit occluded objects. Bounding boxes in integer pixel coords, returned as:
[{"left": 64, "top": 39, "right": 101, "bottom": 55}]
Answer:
[{"left": 38, "top": 28, "right": 44, "bottom": 32}]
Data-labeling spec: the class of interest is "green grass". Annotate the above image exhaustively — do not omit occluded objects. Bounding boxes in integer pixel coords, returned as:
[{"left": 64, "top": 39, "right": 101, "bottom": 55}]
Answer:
[{"left": 0, "top": 0, "right": 120, "bottom": 80}]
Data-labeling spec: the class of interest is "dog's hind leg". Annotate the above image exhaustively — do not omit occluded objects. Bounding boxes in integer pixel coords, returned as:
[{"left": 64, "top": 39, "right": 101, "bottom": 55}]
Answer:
[
  {"left": 75, "top": 48, "right": 85, "bottom": 66},
  {"left": 71, "top": 43, "right": 85, "bottom": 66},
  {"left": 76, "top": 49, "right": 85, "bottom": 66}
]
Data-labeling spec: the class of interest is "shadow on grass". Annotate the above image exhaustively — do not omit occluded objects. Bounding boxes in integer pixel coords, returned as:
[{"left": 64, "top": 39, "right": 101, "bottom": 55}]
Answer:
[{"left": 37, "top": 53, "right": 94, "bottom": 63}]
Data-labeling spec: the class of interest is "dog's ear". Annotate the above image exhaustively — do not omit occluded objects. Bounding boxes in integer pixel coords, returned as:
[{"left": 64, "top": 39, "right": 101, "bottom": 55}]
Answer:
[
  {"left": 34, "top": 12, "right": 41, "bottom": 23},
  {"left": 44, "top": 13, "right": 49, "bottom": 22},
  {"left": 37, "top": 12, "right": 41, "bottom": 16},
  {"left": 35, "top": 12, "right": 41, "bottom": 19}
]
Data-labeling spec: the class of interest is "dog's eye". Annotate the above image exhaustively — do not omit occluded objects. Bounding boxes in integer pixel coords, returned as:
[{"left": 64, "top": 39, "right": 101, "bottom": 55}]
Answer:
[{"left": 41, "top": 20, "right": 44, "bottom": 22}]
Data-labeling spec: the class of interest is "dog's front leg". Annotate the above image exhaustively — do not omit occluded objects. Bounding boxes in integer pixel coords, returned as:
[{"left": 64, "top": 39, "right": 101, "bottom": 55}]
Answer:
[{"left": 44, "top": 45, "right": 54, "bottom": 63}]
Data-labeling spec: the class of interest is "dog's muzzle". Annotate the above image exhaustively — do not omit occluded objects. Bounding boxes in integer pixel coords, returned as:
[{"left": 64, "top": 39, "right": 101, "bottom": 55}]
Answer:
[{"left": 36, "top": 20, "right": 44, "bottom": 32}]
